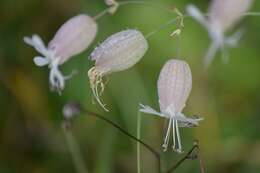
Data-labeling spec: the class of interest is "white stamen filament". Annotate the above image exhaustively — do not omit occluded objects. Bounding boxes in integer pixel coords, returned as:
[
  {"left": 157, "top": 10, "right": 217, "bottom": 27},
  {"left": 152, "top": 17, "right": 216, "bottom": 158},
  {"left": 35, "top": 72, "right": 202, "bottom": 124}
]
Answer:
[
  {"left": 163, "top": 117, "right": 183, "bottom": 152},
  {"left": 49, "top": 64, "right": 64, "bottom": 94},
  {"left": 174, "top": 119, "right": 182, "bottom": 153},
  {"left": 49, "top": 65, "right": 77, "bottom": 94},
  {"left": 163, "top": 118, "right": 172, "bottom": 152},
  {"left": 139, "top": 103, "right": 202, "bottom": 152},
  {"left": 88, "top": 67, "right": 108, "bottom": 111},
  {"left": 172, "top": 118, "right": 176, "bottom": 151}
]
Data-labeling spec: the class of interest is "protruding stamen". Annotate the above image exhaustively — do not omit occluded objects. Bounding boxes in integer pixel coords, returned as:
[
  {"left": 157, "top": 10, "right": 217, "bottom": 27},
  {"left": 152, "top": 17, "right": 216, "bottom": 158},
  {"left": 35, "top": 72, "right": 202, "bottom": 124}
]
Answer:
[
  {"left": 88, "top": 67, "right": 108, "bottom": 111},
  {"left": 49, "top": 65, "right": 65, "bottom": 94},
  {"left": 172, "top": 119, "right": 182, "bottom": 153},
  {"left": 162, "top": 118, "right": 172, "bottom": 152}
]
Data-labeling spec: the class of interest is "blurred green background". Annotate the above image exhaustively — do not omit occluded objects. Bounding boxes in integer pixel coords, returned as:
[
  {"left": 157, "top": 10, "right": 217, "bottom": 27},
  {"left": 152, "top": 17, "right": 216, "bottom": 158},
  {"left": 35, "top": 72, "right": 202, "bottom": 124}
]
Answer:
[{"left": 1, "top": 0, "right": 260, "bottom": 172}]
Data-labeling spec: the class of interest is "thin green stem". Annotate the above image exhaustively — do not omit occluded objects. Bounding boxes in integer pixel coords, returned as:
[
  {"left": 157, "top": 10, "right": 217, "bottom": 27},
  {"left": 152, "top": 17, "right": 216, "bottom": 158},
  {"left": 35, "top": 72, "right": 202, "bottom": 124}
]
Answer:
[
  {"left": 145, "top": 18, "right": 178, "bottom": 39},
  {"left": 63, "top": 102, "right": 206, "bottom": 173},
  {"left": 137, "top": 111, "right": 142, "bottom": 173},
  {"left": 166, "top": 141, "right": 205, "bottom": 173},
  {"left": 62, "top": 122, "right": 88, "bottom": 173},
  {"left": 94, "top": 0, "right": 174, "bottom": 20},
  {"left": 244, "top": 12, "right": 260, "bottom": 16},
  {"left": 197, "top": 143, "right": 206, "bottom": 173},
  {"left": 176, "top": 35, "right": 181, "bottom": 58},
  {"left": 166, "top": 145, "right": 197, "bottom": 173},
  {"left": 80, "top": 107, "right": 161, "bottom": 173}
]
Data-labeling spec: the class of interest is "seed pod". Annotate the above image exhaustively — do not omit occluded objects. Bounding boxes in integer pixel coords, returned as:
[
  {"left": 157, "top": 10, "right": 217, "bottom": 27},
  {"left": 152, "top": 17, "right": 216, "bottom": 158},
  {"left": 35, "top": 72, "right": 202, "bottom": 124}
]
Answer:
[
  {"left": 158, "top": 59, "right": 192, "bottom": 114},
  {"left": 209, "top": 0, "right": 253, "bottom": 33},
  {"left": 24, "top": 14, "right": 97, "bottom": 92},
  {"left": 88, "top": 29, "right": 148, "bottom": 111}
]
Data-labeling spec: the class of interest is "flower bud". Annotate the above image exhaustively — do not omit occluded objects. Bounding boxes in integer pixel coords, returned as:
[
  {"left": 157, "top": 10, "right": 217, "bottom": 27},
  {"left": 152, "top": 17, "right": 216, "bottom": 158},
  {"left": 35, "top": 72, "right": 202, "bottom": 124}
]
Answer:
[
  {"left": 158, "top": 59, "right": 192, "bottom": 114},
  {"left": 24, "top": 14, "right": 98, "bottom": 93},
  {"left": 63, "top": 102, "right": 82, "bottom": 120},
  {"left": 88, "top": 29, "right": 148, "bottom": 111}
]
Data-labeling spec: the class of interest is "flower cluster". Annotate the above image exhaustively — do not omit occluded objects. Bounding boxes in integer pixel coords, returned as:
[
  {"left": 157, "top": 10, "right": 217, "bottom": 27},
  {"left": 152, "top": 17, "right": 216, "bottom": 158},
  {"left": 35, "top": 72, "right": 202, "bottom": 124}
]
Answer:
[{"left": 24, "top": 0, "right": 255, "bottom": 153}]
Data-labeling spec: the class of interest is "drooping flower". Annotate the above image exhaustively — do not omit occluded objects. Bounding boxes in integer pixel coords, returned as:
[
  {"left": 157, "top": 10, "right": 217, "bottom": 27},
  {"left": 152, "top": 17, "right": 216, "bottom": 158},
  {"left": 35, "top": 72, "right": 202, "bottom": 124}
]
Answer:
[
  {"left": 186, "top": 0, "right": 253, "bottom": 67},
  {"left": 88, "top": 29, "right": 148, "bottom": 111},
  {"left": 139, "top": 59, "right": 203, "bottom": 152},
  {"left": 24, "top": 14, "right": 98, "bottom": 93}
]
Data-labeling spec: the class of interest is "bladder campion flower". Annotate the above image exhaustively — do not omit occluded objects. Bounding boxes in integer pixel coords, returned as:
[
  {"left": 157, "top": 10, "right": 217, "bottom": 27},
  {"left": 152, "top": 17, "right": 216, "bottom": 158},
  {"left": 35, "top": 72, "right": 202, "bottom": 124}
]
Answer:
[
  {"left": 139, "top": 59, "right": 203, "bottom": 152},
  {"left": 186, "top": 0, "right": 253, "bottom": 67},
  {"left": 88, "top": 29, "right": 148, "bottom": 111},
  {"left": 24, "top": 14, "right": 97, "bottom": 93}
]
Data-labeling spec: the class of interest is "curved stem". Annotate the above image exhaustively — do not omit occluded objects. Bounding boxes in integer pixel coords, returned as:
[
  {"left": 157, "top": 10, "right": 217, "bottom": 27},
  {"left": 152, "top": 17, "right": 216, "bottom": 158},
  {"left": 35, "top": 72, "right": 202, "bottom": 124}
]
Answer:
[
  {"left": 145, "top": 18, "right": 178, "bottom": 39},
  {"left": 166, "top": 141, "right": 205, "bottom": 173},
  {"left": 80, "top": 107, "right": 161, "bottom": 173}
]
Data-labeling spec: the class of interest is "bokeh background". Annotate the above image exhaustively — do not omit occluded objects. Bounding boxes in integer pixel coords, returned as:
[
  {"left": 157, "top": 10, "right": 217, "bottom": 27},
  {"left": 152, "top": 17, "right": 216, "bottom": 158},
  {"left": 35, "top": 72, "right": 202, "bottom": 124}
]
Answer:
[{"left": 1, "top": 0, "right": 260, "bottom": 172}]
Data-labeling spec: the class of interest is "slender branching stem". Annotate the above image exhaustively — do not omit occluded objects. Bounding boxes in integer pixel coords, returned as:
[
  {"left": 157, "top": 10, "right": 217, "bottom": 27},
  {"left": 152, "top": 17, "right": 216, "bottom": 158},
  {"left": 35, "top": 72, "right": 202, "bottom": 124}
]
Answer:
[
  {"left": 63, "top": 102, "right": 206, "bottom": 173},
  {"left": 80, "top": 107, "right": 162, "bottom": 173},
  {"left": 145, "top": 18, "right": 178, "bottom": 38},
  {"left": 166, "top": 141, "right": 205, "bottom": 173}
]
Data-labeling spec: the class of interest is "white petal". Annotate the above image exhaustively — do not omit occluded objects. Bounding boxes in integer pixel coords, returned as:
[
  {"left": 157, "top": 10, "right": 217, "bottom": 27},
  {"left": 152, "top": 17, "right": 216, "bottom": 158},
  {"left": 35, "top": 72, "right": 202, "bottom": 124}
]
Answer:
[
  {"left": 186, "top": 4, "right": 209, "bottom": 30},
  {"left": 33, "top": 56, "right": 50, "bottom": 66},
  {"left": 175, "top": 112, "right": 203, "bottom": 127},
  {"left": 32, "top": 34, "right": 46, "bottom": 51},
  {"left": 23, "top": 36, "right": 34, "bottom": 46},
  {"left": 139, "top": 103, "right": 168, "bottom": 118},
  {"left": 24, "top": 34, "right": 49, "bottom": 56},
  {"left": 224, "top": 29, "right": 244, "bottom": 48}
]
